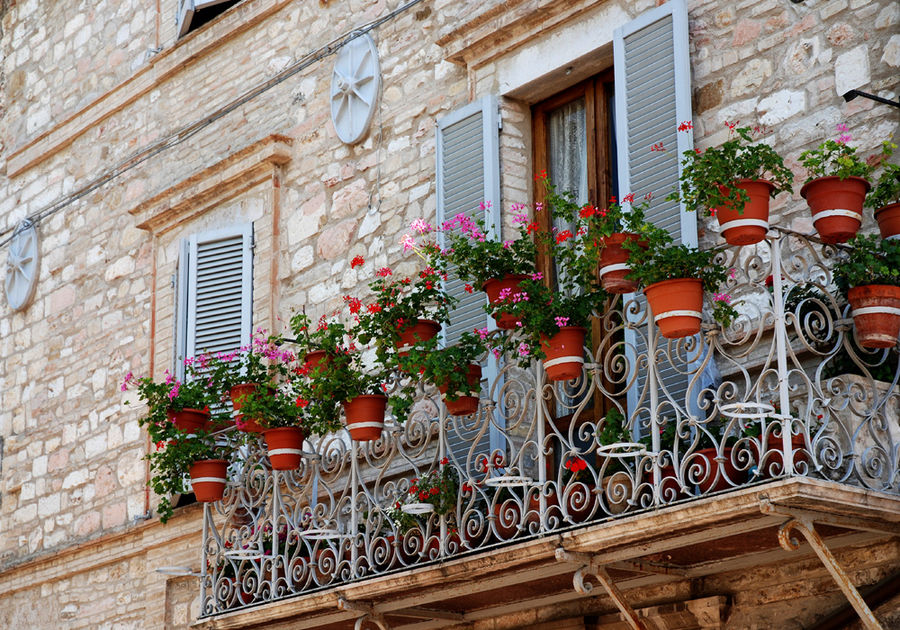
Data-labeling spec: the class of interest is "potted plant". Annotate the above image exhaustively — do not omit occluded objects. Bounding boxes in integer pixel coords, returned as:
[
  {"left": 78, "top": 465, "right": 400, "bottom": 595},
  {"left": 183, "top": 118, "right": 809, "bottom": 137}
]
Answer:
[
  {"left": 146, "top": 427, "right": 237, "bottom": 523},
  {"left": 351, "top": 246, "right": 455, "bottom": 367},
  {"left": 205, "top": 332, "right": 295, "bottom": 432},
  {"left": 582, "top": 192, "right": 668, "bottom": 294},
  {"left": 440, "top": 205, "right": 539, "bottom": 329},
  {"left": 403, "top": 331, "right": 487, "bottom": 416},
  {"left": 865, "top": 140, "right": 900, "bottom": 240},
  {"left": 398, "top": 457, "right": 459, "bottom": 517},
  {"left": 671, "top": 124, "right": 793, "bottom": 246},
  {"left": 626, "top": 230, "right": 738, "bottom": 339},
  {"left": 799, "top": 127, "right": 873, "bottom": 243},
  {"left": 237, "top": 385, "right": 308, "bottom": 470},
  {"left": 122, "top": 362, "right": 222, "bottom": 433},
  {"left": 833, "top": 234, "right": 900, "bottom": 349}
]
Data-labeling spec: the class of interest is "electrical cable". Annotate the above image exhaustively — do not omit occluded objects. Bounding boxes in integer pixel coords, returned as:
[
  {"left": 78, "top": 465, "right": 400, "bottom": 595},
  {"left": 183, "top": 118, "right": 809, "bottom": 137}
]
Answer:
[{"left": 0, "top": 0, "right": 428, "bottom": 248}]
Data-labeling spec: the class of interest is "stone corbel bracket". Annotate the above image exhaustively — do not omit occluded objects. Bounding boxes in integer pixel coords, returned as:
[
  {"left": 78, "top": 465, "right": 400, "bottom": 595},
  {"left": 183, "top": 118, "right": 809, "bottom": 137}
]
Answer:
[{"left": 128, "top": 134, "right": 292, "bottom": 235}]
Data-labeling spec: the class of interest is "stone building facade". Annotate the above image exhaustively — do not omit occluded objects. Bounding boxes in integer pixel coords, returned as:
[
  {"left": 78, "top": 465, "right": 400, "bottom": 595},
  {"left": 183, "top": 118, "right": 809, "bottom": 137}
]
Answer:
[{"left": 0, "top": 0, "right": 898, "bottom": 628}]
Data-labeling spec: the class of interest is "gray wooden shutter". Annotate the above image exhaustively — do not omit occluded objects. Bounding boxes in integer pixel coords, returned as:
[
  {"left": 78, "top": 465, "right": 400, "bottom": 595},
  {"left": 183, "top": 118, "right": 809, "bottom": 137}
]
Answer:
[
  {"left": 436, "top": 96, "right": 502, "bottom": 464},
  {"left": 614, "top": 0, "right": 698, "bottom": 428},
  {"left": 179, "top": 224, "right": 253, "bottom": 366}
]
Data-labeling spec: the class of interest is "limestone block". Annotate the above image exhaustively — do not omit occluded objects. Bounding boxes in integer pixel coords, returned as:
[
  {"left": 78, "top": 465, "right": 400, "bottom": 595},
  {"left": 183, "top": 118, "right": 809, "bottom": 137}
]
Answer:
[
  {"left": 834, "top": 44, "right": 870, "bottom": 96},
  {"left": 317, "top": 220, "right": 357, "bottom": 260},
  {"left": 331, "top": 179, "right": 370, "bottom": 219},
  {"left": 731, "top": 59, "right": 773, "bottom": 97},
  {"left": 37, "top": 493, "right": 60, "bottom": 517},
  {"left": 882, "top": 35, "right": 900, "bottom": 68},
  {"left": 104, "top": 255, "right": 135, "bottom": 281},
  {"left": 758, "top": 90, "right": 806, "bottom": 125},
  {"left": 876, "top": 4, "right": 899, "bottom": 29}
]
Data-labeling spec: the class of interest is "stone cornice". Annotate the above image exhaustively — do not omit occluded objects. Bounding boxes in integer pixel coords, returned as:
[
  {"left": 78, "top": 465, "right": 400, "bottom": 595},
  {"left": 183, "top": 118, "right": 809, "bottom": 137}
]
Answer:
[
  {"left": 436, "top": 0, "right": 602, "bottom": 70},
  {"left": 4, "top": 0, "right": 294, "bottom": 178},
  {"left": 130, "top": 134, "right": 292, "bottom": 234}
]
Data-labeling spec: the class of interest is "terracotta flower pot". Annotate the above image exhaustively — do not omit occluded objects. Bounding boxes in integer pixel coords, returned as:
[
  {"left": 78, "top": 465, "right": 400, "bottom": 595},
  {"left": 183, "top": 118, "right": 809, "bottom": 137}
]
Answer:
[
  {"left": 396, "top": 319, "right": 441, "bottom": 357},
  {"left": 492, "top": 501, "right": 521, "bottom": 539},
  {"left": 598, "top": 233, "right": 646, "bottom": 293},
  {"left": 540, "top": 326, "right": 587, "bottom": 381},
  {"left": 343, "top": 394, "right": 387, "bottom": 441},
  {"left": 483, "top": 274, "right": 528, "bottom": 329},
  {"left": 690, "top": 447, "right": 742, "bottom": 493},
  {"left": 800, "top": 176, "right": 870, "bottom": 244},
  {"left": 166, "top": 407, "right": 210, "bottom": 433},
  {"left": 189, "top": 459, "right": 228, "bottom": 503},
  {"left": 874, "top": 202, "right": 900, "bottom": 241},
  {"left": 848, "top": 285, "right": 900, "bottom": 349},
  {"left": 304, "top": 350, "right": 328, "bottom": 372},
  {"left": 653, "top": 465, "right": 682, "bottom": 498},
  {"left": 263, "top": 427, "right": 306, "bottom": 470},
  {"left": 557, "top": 483, "right": 595, "bottom": 522},
  {"left": 644, "top": 278, "right": 704, "bottom": 339},
  {"left": 756, "top": 433, "right": 808, "bottom": 477},
  {"left": 714, "top": 179, "right": 775, "bottom": 246},
  {"left": 229, "top": 383, "right": 267, "bottom": 433},
  {"left": 438, "top": 363, "right": 482, "bottom": 416}
]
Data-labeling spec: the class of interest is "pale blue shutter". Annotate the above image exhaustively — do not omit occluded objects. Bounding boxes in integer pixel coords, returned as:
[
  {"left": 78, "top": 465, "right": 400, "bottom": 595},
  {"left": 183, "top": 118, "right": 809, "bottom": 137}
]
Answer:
[
  {"left": 178, "top": 224, "right": 253, "bottom": 368},
  {"left": 436, "top": 96, "right": 502, "bottom": 465},
  {"left": 615, "top": 0, "right": 698, "bottom": 428}
]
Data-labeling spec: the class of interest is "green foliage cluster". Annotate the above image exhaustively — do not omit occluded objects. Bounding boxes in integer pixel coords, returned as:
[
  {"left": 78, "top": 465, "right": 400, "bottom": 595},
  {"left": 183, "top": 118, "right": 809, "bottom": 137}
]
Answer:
[{"left": 833, "top": 234, "right": 900, "bottom": 295}]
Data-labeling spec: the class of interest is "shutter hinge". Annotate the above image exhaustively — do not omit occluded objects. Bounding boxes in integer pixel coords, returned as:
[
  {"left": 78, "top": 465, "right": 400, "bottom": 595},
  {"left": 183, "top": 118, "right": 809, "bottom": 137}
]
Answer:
[
  {"left": 497, "top": 105, "right": 503, "bottom": 131},
  {"left": 171, "top": 273, "right": 176, "bottom": 289}
]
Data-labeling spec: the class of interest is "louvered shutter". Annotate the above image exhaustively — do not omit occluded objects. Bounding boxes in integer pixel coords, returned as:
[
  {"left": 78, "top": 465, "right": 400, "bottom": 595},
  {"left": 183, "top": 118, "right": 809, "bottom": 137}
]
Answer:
[
  {"left": 614, "top": 0, "right": 698, "bottom": 428},
  {"left": 180, "top": 224, "right": 253, "bottom": 366},
  {"left": 436, "top": 96, "right": 502, "bottom": 465}
]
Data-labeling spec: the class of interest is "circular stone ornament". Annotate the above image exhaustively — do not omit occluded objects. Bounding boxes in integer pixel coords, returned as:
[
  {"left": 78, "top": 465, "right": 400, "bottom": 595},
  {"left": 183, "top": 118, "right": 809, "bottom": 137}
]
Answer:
[
  {"left": 330, "top": 33, "right": 381, "bottom": 144},
  {"left": 5, "top": 220, "right": 39, "bottom": 312}
]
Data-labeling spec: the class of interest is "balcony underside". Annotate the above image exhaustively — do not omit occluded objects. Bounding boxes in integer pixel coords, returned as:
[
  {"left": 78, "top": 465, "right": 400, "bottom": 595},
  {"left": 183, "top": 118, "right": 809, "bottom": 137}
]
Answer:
[{"left": 195, "top": 477, "right": 900, "bottom": 629}]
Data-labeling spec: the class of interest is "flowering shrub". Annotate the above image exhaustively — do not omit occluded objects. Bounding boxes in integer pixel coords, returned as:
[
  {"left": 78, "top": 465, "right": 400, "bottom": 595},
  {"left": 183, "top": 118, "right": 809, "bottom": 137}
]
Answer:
[
  {"left": 799, "top": 125, "right": 873, "bottom": 182},
  {"left": 440, "top": 202, "right": 538, "bottom": 286},
  {"left": 402, "top": 330, "right": 488, "bottom": 401},
  {"left": 203, "top": 331, "right": 295, "bottom": 392},
  {"left": 122, "top": 360, "right": 224, "bottom": 428},
  {"left": 402, "top": 457, "right": 459, "bottom": 516},
  {"left": 670, "top": 123, "right": 793, "bottom": 216},
  {"left": 833, "top": 234, "right": 900, "bottom": 295}
]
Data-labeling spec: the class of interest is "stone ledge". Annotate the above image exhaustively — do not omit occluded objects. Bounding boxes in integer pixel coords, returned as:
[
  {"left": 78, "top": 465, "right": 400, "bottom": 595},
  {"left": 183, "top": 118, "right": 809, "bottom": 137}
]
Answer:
[
  {"left": 130, "top": 134, "right": 292, "bottom": 235},
  {"left": 4, "top": 0, "right": 294, "bottom": 178}
]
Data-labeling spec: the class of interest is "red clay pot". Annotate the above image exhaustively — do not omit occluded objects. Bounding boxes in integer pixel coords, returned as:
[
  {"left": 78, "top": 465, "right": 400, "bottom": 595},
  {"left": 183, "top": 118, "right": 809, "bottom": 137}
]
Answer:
[
  {"left": 644, "top": 278, "right": 704, "bottom": 339},
  {"left": 229, "top": 383, "right": 267, "bottom": 432},
  {"left": 190, "top": 459, "right": 228, "bottom": 502},
  {"left": 166, "top": 407, "right": 210, "bottom": 433},
  {"left": 599, "top": 233, "right": 646, "bottom": 294},
  {"left": 757, "top": 433, "right": 808, "bottom": 476},
  {"left": 438, "top": 363, "right": 482, "bottom": 416},
  {"left": 540, "top": 326, "right": 587, "bottom": 381},
  {"left": 848, "top": 285, "right": 900, "bottom": 349},
  {"left": 304, "top": 350, "right": 328, "bottom": 372},
  {"left": 875, "top": 202, "right": 900, "bottom": 241},
  {"left": 714, "top": 179, "right": 775, "bottom": 246},
  {"left": 800, "top": 176, "right": 870, "bottom": 244},
  {"left": 343, "top": 394, "right": 387, "bottom": 441},
  {"left": 691, "top": 447, "right": 741, "bottom": 493},
  {"left": 396, "top": 319, "right": 441, "bottom": 357},
  {"left": 483, "top": 274, "right": 528, "bottom": 329},
  {"left": 263, "top": 427, "right": 305, "bottom": 470}
]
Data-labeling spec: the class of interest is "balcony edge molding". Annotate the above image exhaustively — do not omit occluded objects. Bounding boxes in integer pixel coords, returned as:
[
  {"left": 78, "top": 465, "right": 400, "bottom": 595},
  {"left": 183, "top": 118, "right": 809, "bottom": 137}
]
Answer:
[{"left": 129, "top": 134, "right": 293, "bottom": 235}]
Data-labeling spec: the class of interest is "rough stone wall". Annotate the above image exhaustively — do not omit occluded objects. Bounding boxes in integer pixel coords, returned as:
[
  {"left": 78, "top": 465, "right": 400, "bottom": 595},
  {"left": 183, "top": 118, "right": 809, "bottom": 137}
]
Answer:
[{"left": 0, "top": 0, "right": 896, "bottom": 628}]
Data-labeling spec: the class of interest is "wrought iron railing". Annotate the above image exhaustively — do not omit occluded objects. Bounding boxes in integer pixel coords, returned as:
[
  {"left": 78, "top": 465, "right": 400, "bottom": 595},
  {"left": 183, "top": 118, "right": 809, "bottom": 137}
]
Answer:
[{"left": 198, "top": 229, "right": 899, "bottom": 615}]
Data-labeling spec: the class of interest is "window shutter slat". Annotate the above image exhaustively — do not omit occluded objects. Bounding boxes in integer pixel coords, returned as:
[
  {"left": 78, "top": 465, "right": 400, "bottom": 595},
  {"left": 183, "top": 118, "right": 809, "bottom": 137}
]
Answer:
[
  {"left": 615, "top": 0, "right": 699, "bottom": 433},
  {"left": 436, "top": 96, "right": 502, "bottom": 466}
]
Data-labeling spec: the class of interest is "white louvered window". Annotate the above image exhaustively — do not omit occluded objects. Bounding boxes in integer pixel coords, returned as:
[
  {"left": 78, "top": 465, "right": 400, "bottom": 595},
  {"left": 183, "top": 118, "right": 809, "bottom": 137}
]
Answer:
[
  {"left": 176, "top": 0, "right": 243, "bottom": 39},
  {"left": 436, "top": 96, "right": 503, "bottom": 470},
  {"left": 175, "top": 224, "right": 253, "bottom": 375}
]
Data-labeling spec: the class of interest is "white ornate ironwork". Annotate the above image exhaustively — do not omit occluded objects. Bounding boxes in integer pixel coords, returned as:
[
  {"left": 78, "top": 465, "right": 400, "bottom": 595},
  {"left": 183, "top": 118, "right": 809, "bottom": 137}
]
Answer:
[{"left": 199, "top": 230, "right": 899, "bottom": 616}]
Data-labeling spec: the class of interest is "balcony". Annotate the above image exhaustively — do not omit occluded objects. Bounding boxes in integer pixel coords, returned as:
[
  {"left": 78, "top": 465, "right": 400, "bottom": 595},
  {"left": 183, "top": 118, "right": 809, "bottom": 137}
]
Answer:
[{"left": 196, "top": 230, "right": 899, "bottom": 628}]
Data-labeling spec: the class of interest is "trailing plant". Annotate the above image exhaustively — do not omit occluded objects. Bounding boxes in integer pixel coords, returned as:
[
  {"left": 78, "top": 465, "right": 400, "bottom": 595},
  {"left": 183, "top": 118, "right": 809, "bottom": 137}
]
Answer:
[
  {"left": 799, "top": 125, "right": 873, "bottom": 182},
  {"left": 832, "top": 234, "right": 900, "bottom": 296},
  {"left": 439, "top": 203, "right": 539, "bottom": 286},
  {"left": 670, "top": 124, "right": 793, "bottom": 216},
  {"left": 147, "top": 428, "right": 236, "bottom": 523},
  {"left": 865, "top": 140, "right": 900, "bottom": 210},
  {"left": 402, "top": 457, "right": 459, "bottom": 516},
  {"left": 581, "top": 192, "right": 667, "bottom": 242},
  {"left": 202, "top": 331, "right": 294, "bottom": 392}
]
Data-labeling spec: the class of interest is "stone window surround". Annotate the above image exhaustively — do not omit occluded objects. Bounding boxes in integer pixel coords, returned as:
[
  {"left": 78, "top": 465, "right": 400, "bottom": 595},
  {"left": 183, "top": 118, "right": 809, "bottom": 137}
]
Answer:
[
  {"left": 127, "top": 133, "right": 292, "bottom": 376},
  {"left": 4, "top": 0, "right": 295, "bottom": 178}
]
